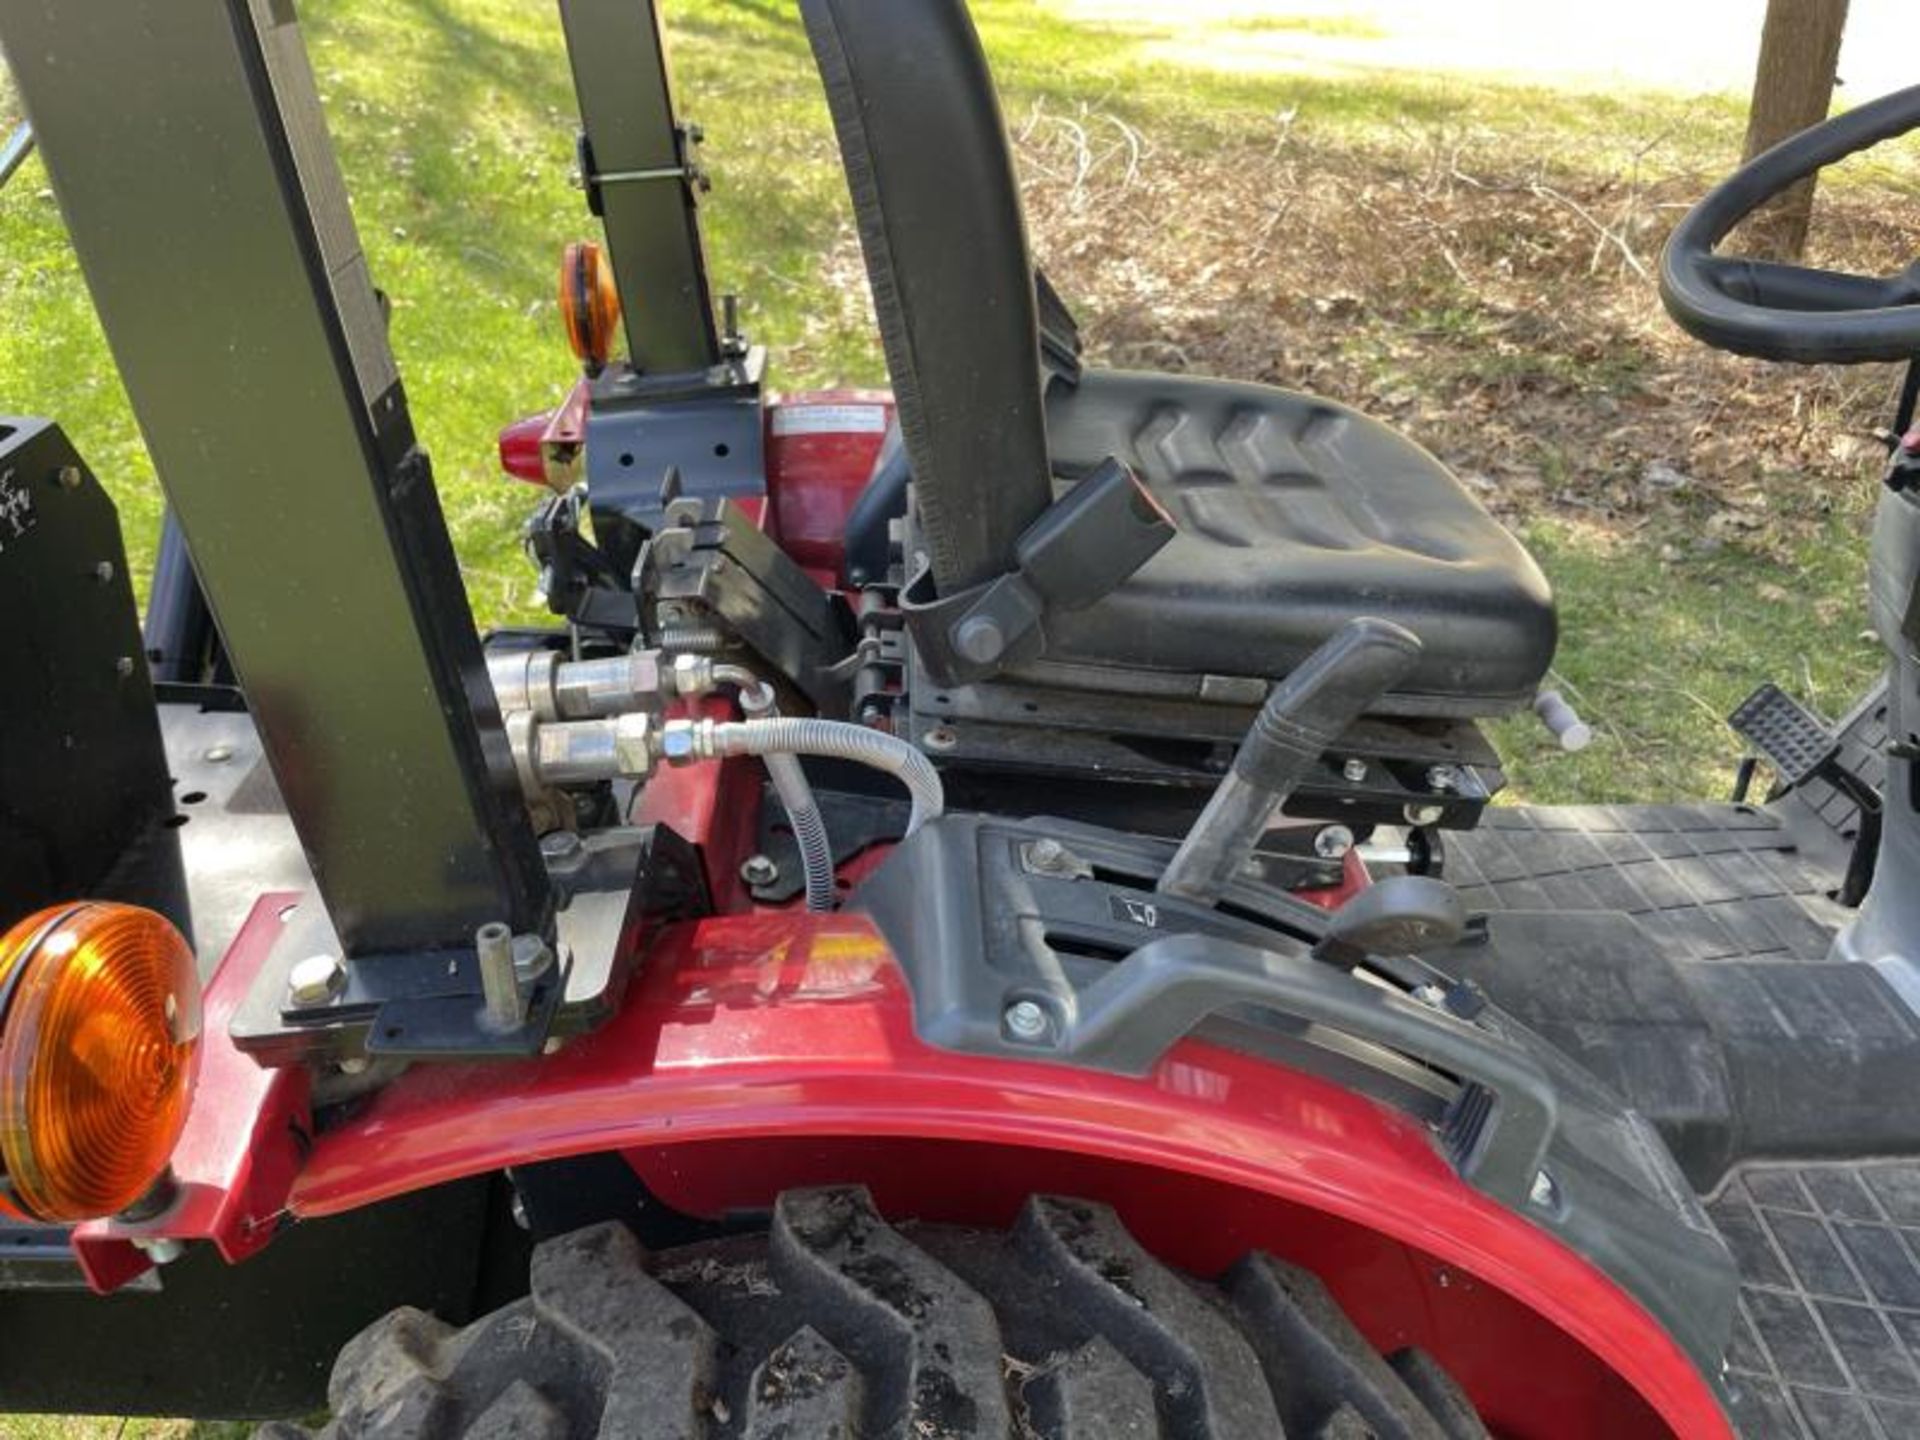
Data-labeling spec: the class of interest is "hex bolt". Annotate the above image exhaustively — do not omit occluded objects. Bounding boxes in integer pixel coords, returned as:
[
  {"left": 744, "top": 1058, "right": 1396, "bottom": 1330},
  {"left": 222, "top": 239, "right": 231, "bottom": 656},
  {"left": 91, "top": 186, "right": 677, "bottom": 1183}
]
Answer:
[
  {"left": 1342, "top": 757, "right": 1369, "bottom": 784},
  {"left": 1427, "top": 764, "right": 1459, "bottom": 793},
  {"left": 1411, "top": 981, "right": 1448, "bottom": 1008},
  {"left": 1004, "top": 999, "right": 1050, "bottom": 1042},
  {"left": 92, "top": 560, "right": 115, "bottom": 585},
  {"left": 1404, "top": 803, "right": 1446, "bottom": 827},
  {"left": 114, "top": 656, "right": 135, "bottom": 678},
  {"left": 287, "top": 953, "right": 347, "bottom": 1008},
  {"left": 540, "top": 830, "right": 584, "bottom": 861},
  {"left": 740, "top": 854, "right": 779, "bottom": 887},
  {"left": 1313, "top": 825, "right": 1356, "bottom": 860}
]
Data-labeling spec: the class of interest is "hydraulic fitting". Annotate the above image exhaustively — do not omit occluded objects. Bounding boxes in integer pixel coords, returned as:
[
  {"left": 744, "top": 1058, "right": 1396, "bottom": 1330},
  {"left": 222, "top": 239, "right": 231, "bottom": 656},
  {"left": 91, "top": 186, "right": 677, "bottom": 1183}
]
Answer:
[
  {"left": 487, "top": 647, "right": 666, "bottom": 722},
  {"left": 529, "top": 711, "right": 658, "bottom": 785}
]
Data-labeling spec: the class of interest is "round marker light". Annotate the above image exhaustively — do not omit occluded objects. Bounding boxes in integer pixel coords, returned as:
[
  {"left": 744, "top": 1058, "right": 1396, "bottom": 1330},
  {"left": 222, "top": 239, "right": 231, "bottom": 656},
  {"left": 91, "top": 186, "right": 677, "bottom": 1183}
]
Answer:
[
  {"left": 559, "top": 239, "right": 622, "bottom": 372},
  {"left": 0, "top": 903, "right": 201, "bottom": 1223}
]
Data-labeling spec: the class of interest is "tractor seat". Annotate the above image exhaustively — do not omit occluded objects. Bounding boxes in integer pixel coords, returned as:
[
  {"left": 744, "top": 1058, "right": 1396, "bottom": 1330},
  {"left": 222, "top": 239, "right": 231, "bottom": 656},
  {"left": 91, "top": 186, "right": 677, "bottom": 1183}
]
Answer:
[{"left": 1038, "top": 368, "right": 1557, "bottom": 717}]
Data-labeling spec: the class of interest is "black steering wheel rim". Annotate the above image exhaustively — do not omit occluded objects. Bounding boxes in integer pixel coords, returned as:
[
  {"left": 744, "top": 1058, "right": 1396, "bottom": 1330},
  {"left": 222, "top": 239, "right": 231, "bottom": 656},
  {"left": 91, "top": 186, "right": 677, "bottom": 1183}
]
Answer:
[{"left": 1660, "top": 82, "right": 1920, "bottom": 364}]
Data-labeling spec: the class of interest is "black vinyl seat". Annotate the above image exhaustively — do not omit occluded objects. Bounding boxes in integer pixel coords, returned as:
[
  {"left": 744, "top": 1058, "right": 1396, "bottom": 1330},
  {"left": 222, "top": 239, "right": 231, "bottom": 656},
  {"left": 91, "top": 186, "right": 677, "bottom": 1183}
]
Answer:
[
  {"left": 1039, "top": 369, "right": 1557, "bottom": 717},
  {"left": 800, "top": 0, "right": 1554, "bottom": 717}
]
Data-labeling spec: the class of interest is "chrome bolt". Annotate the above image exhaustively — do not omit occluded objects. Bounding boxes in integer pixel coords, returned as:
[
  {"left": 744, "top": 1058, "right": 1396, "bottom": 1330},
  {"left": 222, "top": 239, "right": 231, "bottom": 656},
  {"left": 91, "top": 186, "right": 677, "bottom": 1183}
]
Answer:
[
  {"left": 1342, "top": 757, "right": 1369, "bottom": 784},
  {"left": 288, "top": 953, "right": 347, "bottom": 1007},
  {"left": 1004, "top": 999, "right": 1049, "bottom": 1041},
  {"left": 924, "top": 726, "right": 959, "bottom": 753},
  {"left": 740, "top": 854, "right": 779, "bottom": 887},
  {"left": 204, "top": 744, "right": 234, "bottom": 764},
  {"left": 1313, "top": 825, "right": 1355, "bottom": 860}
]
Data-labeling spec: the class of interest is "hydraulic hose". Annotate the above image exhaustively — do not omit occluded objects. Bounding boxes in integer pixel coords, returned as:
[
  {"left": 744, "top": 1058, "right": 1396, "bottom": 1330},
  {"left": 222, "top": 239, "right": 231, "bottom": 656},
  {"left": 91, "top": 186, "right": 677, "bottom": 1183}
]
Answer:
[
  {"left": 713, "top": 719, "right": 944, "bottom": 837},
  {"left": 720, "top": 672, "right": 837, "bottom": 914},
  {"left": 764, "top": 751, "right": 835, "bottom": 913}
]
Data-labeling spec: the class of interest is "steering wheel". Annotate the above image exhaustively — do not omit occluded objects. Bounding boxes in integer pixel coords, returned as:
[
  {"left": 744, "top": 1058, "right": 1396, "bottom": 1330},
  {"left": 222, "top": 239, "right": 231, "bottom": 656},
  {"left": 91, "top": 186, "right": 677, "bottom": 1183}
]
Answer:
[{"left": 1661, "top": 83, "right": 1920, "bottom": 364}]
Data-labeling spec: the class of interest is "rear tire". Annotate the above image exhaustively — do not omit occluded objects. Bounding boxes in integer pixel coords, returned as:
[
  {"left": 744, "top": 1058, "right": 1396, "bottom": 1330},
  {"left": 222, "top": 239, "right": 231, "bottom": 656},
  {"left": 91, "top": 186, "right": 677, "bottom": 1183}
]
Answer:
[{"left": 263, "top": 1186, "right": 1488, "bottom": 1439}]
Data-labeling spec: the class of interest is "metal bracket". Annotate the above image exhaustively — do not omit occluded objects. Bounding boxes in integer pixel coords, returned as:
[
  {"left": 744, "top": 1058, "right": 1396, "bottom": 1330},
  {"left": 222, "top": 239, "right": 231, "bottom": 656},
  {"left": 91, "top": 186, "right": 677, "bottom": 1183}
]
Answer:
[{"left": 904, "top": 456, "right": 1176, "bottom": 687}]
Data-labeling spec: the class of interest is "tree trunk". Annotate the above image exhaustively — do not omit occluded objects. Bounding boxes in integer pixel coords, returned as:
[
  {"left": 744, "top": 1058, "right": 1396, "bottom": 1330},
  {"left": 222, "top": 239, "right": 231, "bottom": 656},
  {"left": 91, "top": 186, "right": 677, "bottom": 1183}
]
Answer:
[{"left": 1741, "top": 0, "right": 1851, "bottom": 261}]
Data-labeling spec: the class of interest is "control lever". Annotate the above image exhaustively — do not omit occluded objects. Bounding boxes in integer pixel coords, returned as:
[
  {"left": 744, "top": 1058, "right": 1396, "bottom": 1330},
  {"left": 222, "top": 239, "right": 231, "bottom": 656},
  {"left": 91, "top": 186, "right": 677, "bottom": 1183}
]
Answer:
[
  {"left": 1157, "top": 617, "right": 1422, "bottom": 904},
  {"left": 1311, "top": 875, "right": 1467, "bottom": 962}
]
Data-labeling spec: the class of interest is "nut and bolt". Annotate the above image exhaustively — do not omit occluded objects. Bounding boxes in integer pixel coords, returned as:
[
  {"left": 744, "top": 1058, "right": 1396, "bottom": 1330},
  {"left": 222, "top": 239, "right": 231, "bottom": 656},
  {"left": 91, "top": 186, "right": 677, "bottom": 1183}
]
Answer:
[
  {"left": 1341, "top": 757, "right": 1369, "bottom": 784},
  {"left": 92, "top": 560, "right": 115, "bottom": 585},
  {"left": 1313, "top": 825, "right": 1356, "bottom": 860},
  {"left": 114, "top": 655, "right": 135, "bottom": 678},
  {"left": 540, "top": 830, "right": 584, "bottom": 861},
  {"left": 1411, "top": 982, "right": 1448, "bottom": 1008},
  {"left": 740, "top": 854, "right": 780, "bottom": 887},
  {"left": 923, "top": 726, "right": 959, "bottom": 753},
  {"left": 1004, "top": 999, "right": 1050, "bottom": 1042},
  {"left": 288, "top": 953, "right": 347, "bottom": 1008},
  {"left": 1426, "top": 764, "right": 1460, "bottom": 793},
  {"left": 1404, "top": 803, "right": 1446, "bottom": 827}
]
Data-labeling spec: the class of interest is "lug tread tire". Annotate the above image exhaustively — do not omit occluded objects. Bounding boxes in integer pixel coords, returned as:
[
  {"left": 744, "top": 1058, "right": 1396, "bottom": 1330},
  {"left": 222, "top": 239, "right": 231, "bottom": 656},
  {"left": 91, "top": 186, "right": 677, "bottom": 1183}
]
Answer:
[{"left": 269, "top": 1185, "right": 1490, "bottom": 1440}]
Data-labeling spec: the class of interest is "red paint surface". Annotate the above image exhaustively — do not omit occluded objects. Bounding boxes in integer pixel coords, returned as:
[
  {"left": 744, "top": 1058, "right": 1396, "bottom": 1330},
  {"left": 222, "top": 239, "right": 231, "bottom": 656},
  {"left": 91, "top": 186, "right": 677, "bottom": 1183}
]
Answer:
[
  {"left": 280, "top": 910, "right": 1726, "bottom": 1440},
  {"left": 763, "top": 388, "right": 894, "bottom": 582},
  {"left": 72, "top": 895, "right": 310, "bottom": 1292}
]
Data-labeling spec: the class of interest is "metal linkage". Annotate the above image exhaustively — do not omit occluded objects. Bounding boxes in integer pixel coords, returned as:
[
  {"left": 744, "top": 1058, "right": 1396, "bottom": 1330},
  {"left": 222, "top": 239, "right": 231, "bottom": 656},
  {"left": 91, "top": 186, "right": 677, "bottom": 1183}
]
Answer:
[{"left": 0, "top": 123, "right": 34, "bottom": 191}]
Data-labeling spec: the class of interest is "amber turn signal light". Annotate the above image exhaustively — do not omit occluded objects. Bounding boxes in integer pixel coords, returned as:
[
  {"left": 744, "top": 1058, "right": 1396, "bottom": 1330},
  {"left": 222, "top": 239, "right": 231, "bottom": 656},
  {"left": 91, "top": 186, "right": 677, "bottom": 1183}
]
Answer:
[
  {"left": 0, "top": 903, "right": 202, "bottom": 1223},
  {"left": 560, "top": 239, "right": 622, "bottom": 372}
]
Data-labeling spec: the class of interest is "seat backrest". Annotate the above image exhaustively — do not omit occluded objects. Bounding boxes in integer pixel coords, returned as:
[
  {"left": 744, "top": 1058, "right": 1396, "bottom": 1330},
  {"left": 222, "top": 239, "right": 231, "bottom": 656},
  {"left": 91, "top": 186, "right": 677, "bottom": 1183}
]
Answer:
[{"left": 798, "top": 0, "right": 1056, "bottom": 594}]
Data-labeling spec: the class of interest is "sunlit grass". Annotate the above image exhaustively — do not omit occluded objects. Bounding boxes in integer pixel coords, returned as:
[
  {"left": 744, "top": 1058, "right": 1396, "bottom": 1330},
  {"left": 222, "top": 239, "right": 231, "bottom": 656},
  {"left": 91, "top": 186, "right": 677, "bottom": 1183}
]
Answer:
[{"left": 0, "top": 0, "right": 1885, "bottom": 823}]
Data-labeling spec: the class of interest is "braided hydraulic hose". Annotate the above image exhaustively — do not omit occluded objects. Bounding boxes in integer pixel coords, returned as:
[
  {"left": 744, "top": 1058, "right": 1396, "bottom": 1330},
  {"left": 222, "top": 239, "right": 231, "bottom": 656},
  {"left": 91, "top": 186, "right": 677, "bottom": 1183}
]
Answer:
[{"left": 713, "top": 718, "right": 943, "bottom": 837}]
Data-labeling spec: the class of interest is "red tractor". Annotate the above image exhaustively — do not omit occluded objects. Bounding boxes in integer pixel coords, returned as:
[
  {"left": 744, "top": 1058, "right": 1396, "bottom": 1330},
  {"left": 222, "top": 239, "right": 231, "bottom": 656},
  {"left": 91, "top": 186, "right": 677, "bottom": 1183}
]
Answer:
[{"left": 3, "top": 4, "right": 1919, "bottom": 1438}]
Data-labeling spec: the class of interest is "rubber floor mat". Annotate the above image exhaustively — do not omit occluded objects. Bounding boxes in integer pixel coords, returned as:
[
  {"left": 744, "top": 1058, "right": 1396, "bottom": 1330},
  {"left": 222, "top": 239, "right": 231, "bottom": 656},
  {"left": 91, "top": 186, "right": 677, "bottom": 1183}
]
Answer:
[{"left": 1712, "top": 1162, "right": 1920, "bottom": 1440}]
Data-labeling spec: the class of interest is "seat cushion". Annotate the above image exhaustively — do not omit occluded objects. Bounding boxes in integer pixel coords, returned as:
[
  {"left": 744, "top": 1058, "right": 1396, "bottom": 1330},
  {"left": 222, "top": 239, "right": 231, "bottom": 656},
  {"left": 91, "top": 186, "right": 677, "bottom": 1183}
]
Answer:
[{"left": 1040, "top": 369, "right": 1556, "bottom": 715}]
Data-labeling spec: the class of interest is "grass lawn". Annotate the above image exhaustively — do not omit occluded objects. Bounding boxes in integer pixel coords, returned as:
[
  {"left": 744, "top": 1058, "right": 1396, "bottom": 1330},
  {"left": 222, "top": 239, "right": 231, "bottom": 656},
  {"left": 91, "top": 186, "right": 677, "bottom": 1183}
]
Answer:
[{"left": 2, "top": 0, "right": 1907, "bottom": 812}]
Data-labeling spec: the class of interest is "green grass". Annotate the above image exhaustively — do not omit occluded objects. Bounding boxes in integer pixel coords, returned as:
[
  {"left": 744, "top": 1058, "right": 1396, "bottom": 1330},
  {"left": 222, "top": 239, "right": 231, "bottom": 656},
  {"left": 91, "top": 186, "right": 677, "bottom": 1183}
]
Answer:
[{"left": 0, "top": 0, "right": 1887, "bottom": 822}]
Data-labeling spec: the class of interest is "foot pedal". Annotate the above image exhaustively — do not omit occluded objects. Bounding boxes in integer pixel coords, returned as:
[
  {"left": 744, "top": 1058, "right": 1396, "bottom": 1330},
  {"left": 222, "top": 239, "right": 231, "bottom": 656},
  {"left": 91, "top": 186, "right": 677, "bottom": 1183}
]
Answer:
[{"left": 1729, "top": 683, "right": 1838, "bottom": 789}]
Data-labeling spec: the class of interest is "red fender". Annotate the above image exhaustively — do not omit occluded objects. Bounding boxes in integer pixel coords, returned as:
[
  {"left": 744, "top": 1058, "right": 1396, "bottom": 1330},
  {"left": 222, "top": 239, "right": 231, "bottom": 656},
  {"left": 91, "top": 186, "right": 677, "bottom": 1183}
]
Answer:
[{"left": 82, "top": 898, "right": 1730, "bottom": 1439}]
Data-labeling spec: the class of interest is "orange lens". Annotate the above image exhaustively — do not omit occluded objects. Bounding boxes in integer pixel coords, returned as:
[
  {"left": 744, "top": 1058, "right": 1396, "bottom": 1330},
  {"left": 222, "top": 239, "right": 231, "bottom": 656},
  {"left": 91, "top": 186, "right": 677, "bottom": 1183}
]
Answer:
[
  {"left": 559, "top": 239, "right": 623, "bottom": 370},
  {"left": 0, "top": 903, "right": 201, "bottom": 1223}
]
